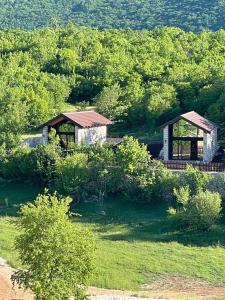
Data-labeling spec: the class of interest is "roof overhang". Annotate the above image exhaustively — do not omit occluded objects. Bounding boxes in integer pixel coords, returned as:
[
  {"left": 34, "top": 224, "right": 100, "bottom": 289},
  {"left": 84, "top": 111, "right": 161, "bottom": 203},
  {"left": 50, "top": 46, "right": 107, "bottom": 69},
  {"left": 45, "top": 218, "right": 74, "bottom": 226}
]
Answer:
[
  {"left": 39, "top": 111, "right": 113, "bottom": 129},
  {"left": 161, "top": 111, "right": 218, "bottom": 134}
]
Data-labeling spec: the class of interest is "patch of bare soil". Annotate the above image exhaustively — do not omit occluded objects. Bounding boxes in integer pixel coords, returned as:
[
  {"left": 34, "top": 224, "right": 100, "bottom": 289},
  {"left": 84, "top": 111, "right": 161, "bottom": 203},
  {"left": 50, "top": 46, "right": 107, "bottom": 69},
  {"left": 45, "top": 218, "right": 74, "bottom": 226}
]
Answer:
[
  {"left": 89, "top": 276, "right": 225, "bottom": 300},
  {"left": 0, "top": 258, "right": 33, "bottom": 300},
  {"left": 1, "top": 257, "right": 225, "bottom": 300}
]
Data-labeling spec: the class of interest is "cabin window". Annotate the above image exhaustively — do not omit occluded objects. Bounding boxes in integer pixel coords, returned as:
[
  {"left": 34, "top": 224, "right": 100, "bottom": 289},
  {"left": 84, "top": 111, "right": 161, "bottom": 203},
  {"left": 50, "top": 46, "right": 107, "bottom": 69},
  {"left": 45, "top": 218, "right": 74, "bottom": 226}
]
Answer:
[
  {"left": 58, "top": 122, "right": 75, "bottom": 133},
  {"left": 173, "top": 119, "right": 203, "bottom": 138}
]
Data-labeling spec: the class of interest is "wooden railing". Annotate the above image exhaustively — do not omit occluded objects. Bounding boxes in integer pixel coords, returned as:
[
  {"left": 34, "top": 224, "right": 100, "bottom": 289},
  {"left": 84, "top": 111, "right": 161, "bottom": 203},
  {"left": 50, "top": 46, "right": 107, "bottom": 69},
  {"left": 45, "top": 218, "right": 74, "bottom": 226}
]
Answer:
[{"left": 163, "top": 161, "right": 225, "bottom": 172}]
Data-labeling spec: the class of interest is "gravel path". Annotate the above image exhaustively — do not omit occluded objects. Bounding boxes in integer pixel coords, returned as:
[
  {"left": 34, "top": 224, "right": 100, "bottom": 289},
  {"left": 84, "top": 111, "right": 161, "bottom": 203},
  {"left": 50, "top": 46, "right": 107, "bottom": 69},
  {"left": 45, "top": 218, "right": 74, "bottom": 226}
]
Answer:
[
  {"left": 89, "top": 296, "right": 163, "bottom": 300},
  {"left": 90, "top": 297, "right": 162, "bottom": 300}
]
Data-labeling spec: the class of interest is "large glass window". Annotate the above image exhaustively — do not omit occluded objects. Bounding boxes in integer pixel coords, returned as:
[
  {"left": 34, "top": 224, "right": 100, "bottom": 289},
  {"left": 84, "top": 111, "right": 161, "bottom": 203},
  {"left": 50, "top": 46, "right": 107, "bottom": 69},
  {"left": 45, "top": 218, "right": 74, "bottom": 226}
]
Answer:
[
  {"left": 173, "top": 119, "right": 203, "bottom": 138},
  {"left": 171, "top": 119, "right": 204, "bottom": 161},
  {"left": 172, "top": 140, "right": 203, "bottom": 161},
  {"left": 172, "top": 140, "right": 191, "bottom": 160}
]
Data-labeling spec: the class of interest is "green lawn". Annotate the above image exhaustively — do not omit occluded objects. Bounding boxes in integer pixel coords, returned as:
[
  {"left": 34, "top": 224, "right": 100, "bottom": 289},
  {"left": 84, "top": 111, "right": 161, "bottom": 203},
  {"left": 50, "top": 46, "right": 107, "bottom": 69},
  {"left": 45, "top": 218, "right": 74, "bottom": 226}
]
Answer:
[{"left": 1, "top": 182, "right": 225, "bottom": 290}]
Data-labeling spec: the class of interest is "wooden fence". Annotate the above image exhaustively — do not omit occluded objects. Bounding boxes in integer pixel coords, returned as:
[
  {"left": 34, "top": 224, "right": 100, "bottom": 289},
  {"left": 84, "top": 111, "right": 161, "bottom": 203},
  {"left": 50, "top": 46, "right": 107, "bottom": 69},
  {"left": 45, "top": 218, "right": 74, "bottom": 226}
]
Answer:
[{"left": 163, "top": 161, "right": 225, "bottom": 172}]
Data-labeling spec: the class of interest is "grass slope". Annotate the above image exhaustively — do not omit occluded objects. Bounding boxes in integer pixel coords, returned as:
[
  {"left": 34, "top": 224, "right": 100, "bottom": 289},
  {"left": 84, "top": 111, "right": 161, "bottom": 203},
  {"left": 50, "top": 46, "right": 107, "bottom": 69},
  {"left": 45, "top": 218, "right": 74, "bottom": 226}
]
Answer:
[{"left": 1, "top": 182, "right": 225, "bottom": 290}]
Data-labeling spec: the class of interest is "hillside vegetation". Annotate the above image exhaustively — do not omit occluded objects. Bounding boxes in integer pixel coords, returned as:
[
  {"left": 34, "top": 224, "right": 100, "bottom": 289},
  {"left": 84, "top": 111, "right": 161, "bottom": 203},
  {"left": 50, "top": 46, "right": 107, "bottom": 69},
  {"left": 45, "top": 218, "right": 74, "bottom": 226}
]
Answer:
[
  {"left": 1, "top": 0, "right": 225, "bottom": 32},
  {"left": 1, "top": 25, "right": 225, "bottom": 147}
]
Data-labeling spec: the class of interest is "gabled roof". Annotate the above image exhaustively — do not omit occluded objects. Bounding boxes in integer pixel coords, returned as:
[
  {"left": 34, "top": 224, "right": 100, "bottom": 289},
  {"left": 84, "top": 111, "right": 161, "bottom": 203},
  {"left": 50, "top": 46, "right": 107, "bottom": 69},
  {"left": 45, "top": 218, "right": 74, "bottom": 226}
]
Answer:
[
  {"left": 162, "top": 111, "right": 218, "bottom": 133},
  {"left": 42, "top": 111, "right": 112, "bottom": 128}
]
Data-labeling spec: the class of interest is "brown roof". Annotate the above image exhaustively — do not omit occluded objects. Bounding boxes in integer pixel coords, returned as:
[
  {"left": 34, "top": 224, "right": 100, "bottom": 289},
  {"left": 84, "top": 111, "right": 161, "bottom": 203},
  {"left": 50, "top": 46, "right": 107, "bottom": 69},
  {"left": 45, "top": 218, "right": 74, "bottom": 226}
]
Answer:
[
  {"left": 162, "top": 111, "right": 218, "bottom": 133},
  {"left": 42, "top": 111, "right": 112, "bottom": 128}
]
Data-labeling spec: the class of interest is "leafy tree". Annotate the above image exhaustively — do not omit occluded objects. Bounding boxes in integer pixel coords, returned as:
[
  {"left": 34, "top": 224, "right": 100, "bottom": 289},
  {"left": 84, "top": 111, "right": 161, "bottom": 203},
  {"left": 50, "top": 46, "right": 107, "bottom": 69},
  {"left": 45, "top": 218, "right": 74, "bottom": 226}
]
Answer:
[
  {"left": 94, "top": 83, "right": 125, "bottom": 121},
  {"left": 145, "top": 83, "right": 178, "bottom": 127},
  {"left": 116, "top": 136, "right": 150, "bottom": 175},
  {"left": 116, "top": 136, "right": 155, "bottom": 200},
  {"left": 12, "top": 193, "right": 95, "bottom": 300}
]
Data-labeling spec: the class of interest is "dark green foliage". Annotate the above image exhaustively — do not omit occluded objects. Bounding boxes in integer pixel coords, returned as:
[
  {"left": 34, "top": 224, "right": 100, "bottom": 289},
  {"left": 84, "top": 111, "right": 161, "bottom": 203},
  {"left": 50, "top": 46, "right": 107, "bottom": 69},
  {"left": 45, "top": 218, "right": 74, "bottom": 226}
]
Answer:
[
  {"left": 0, "top": 147, "right": 37, "bottom": 180},
  {"left": 1, "top": 0, "right": 225, "bottom": 32}
]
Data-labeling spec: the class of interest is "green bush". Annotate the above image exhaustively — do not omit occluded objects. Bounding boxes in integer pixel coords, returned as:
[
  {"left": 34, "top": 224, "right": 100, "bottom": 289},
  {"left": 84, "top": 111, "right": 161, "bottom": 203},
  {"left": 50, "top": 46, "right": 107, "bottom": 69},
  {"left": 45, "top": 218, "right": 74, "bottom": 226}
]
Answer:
[
  {"left": 32, "top": 143, "right": 61, "bottom": 182},
  {"left": 169, "top": 187, "right": 222, "bottom": 231},
  {"left": 151, "top": 164, "right": 179, "bottom": 203},
  {"left": 53, "top": 153, "right": 90, "bottom": 196},
  {"left": 179, "top": 165, "right": 211, "bottom": 195},
  {"left": 115, "top": 136, "right": 155, "bottom": 201},
  {"left": 0, "top": 147, "right": 36, "bottom": 179},
  {"left": 207, "top": 173, "right": 225, "bottom": 200}
]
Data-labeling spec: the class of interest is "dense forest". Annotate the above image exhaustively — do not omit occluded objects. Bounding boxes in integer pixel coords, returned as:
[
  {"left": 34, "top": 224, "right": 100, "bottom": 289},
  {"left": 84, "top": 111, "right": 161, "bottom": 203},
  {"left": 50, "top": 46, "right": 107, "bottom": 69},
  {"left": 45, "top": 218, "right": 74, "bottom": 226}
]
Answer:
[
  {"left": 1, "top": 24, "right": 225, "bottom": 148},
  {"left": 1, "top": 0, "right": 225, "bottom": 32}
]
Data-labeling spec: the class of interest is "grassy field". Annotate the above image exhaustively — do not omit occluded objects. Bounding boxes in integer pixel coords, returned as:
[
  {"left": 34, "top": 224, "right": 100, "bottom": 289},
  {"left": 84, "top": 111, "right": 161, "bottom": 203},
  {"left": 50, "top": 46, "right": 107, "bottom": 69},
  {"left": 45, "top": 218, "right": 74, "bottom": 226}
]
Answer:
[{"left": 1, "top": 182, "right": 225, "bottom": 290}]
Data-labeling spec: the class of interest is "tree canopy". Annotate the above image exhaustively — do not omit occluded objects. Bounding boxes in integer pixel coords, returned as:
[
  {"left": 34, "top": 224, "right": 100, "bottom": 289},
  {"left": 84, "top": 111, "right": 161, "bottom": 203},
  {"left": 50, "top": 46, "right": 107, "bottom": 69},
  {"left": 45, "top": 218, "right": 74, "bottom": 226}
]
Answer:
[
  {"left": 1, "top": 25, "right": 225, "bottom": 147},
  {"left": 1, "top": 0, "right": 225, "bottom": 32}
]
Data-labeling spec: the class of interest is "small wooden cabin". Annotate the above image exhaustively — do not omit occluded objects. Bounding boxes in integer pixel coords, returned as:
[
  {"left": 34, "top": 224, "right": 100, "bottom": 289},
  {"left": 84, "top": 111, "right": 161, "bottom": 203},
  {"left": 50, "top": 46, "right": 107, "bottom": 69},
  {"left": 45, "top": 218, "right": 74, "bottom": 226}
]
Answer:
[
  {"left": 42, "top": 111, "right": 112, "bottom": 149},
  {"left": 162, "top": 111, "right": 218, "bottom": 163}
]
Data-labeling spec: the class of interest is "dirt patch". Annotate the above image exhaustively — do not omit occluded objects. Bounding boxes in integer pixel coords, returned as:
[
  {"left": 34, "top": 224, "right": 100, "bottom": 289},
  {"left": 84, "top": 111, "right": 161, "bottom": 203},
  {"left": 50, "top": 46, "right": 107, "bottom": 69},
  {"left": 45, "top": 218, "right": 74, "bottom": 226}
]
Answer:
[
  {"left": 0, "top": 258, "right": 33, "bottom": 300},
  {"left": 1, "top": 257, "right": 225, "bottom": 300},
  {"left": 139, "top": 275, "right": 225, "bottom": 299},
  {"left": 90, "top": 276, "right": 225, "bottom": 300}
]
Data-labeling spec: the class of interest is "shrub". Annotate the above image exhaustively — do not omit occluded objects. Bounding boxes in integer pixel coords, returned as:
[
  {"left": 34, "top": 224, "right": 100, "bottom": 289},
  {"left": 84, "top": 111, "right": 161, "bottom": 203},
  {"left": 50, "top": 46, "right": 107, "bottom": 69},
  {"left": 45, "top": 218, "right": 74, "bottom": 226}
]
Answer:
[
  {"left": 151, "top": 164, "right": 179, "bottom": 203},
  {"left": 0, "top": 147, "right": 37, "bottom": 179},
  {"left": 116, "top": 136, "right": 155, "bottom": 201},
  {"left": 31, "top": 142, "right": 61, "bottom": 182},
  {"left": 116, "top": 136, "right": 150, "bottom": 176},
  {"left": 53, "top": 153, "right": 90, "bottom": 195},
  {"left": 12, "top": 193, "right": 95, "bottom": 300},
  {"left": 168, "top": 187, "right": 222, "bottom": 231},
  {"left": 207, "top": 173, "right": 225, "bottom": 200},
  {"left": 179, "top": 165, "right": 211, "bottom": 195},
  {"left": 87, "top": 144, "right": 121, "bottom": 198},
  {"left": 189, "top": 190, "right": 222, "bottom": 230}
]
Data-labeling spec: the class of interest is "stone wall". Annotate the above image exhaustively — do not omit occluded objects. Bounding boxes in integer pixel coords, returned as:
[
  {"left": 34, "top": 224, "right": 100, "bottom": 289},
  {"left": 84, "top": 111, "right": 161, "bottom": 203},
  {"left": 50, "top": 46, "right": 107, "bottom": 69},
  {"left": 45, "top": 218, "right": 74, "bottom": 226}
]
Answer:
[
  {"left": 203, "top": 128, "right": 218, "bottom": 162},
  {"left": 163, "top": 125, "right": 169, "bottom": 161},
  {"left": 76, "top": 125, "right": 107, "bottom": 145},
  {"left": 42, "top": 126, "right": 48, "bottom": 144}
]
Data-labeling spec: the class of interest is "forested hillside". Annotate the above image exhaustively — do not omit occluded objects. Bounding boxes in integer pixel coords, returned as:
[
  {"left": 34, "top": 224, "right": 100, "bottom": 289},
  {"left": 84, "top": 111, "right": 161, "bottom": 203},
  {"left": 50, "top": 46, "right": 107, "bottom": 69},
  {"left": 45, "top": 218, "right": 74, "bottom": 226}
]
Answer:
[
  {"left": 1, "top": 0, "right": 225, "bottom": 32},
  {"left": 1, "top": 25, "right": 225, "bottom": 148}
]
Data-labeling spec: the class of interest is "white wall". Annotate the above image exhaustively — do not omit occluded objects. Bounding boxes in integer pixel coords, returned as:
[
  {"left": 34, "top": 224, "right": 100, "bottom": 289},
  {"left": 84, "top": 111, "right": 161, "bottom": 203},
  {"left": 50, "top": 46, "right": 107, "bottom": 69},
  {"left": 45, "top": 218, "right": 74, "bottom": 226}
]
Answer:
[
  {"left": 203, "top": 128, "right": 218, "bottom": 162},
  {"left": 163, "top": 125, "right": 169, "bottom": 161},
  {"left": 76, "top": 125, "right": 107, "bottom": 145},
  {"left": 42, "top": 126, "right": 48, "bottom": 144}
]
